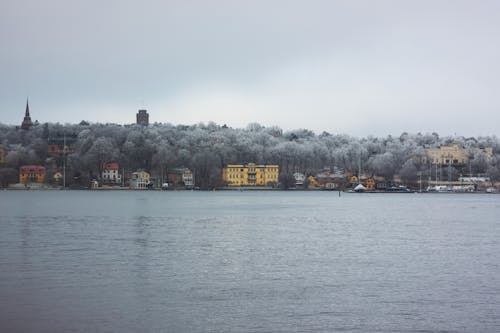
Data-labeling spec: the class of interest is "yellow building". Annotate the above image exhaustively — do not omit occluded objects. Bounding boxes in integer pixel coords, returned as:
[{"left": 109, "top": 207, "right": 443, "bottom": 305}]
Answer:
[
  {"left": 307, "top": 176, "right": 320, "bottom": 189},
  {"left": 426, "top": 144, "right": 493, "bottom": 165},
  {"left": 222, "top": 163, "right": 279, "bottom": 186},
  {"left": 0, "top": 145, "right": 5, "bottom": 163},
  {"left": 130, "top": 170, "right": 151, "bottom": 189},
  {"left": 426, "top": 144, "right": 468, "bottom": 165}
]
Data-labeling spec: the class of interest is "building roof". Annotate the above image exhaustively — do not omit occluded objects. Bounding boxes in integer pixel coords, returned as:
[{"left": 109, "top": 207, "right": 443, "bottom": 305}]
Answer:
[
  {"left": 103, "top": 162, "right": 119, "bottom": 170},
  {"left": 168, "top": 167, "right": 192, "bottom": 174},
  {"left": 132, "top": 170, "right": 150, "bottom": 175},
  {"left": 225, "top": 164, "right": 279, "bottom": 168},
  {"left": 20, "top": 165, "right": 46, "bottom": 172}
]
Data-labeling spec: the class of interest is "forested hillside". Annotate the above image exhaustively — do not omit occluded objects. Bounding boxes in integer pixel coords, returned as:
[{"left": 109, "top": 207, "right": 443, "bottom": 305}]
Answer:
[{"left": 1, "top": 121, "right": 499, "bottom": 189}]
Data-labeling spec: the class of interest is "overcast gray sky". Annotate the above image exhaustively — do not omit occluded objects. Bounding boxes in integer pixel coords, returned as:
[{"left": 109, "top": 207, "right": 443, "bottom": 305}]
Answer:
[{"left": 1, "top": 0, "right": 500, "bottom": 136}]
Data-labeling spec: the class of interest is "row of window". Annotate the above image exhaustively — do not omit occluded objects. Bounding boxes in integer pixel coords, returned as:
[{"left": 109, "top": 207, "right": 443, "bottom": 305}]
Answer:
[
  {"left": 228, "top": 175, "right": 278, "bottom": 180},
  {"left": 227, "top": 173, "right": 278, "bottom": 178},
  {"left": 226, "top": 167, "right": 278, "bottom": 172}
]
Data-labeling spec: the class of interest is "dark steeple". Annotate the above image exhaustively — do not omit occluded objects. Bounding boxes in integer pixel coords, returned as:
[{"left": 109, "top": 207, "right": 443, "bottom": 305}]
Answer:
[{"left": 21, "top": 99, "right": 33, "bottom": 130}]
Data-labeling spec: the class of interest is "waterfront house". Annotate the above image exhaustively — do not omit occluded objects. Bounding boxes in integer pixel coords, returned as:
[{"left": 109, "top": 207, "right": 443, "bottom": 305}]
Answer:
[
  {"left": 19, "top": 165, "right": 46, "bottom": 184},
  {"left": 307, "top": 175, "right": 320, "bottom": 189},
  {"left": 102, "top": 162, "right": 122, "bottom": 185},
  {"left": 304, "top": 168, "right": 345, "bottom": 190},
  {"left": 315, "top": 168, "right": 345, "bottom": 188},
  {"left": 53, "top": 171, "right": 63, "bottom": 185},
  {"left": 293, "top": 172, "right": 305, "bottom": 186},
  {"left": 365, "top": 177, "right": 375, "bottom": 191},
  {"left": 348, "top": 174, "right": 380, "bottom": 191},
  {"left": 129, "top": 170, "right": 150, "bottom": 189},
  {"left": 222, "top": 163, "right": 279, "bottom": 186},
  {"left": 167, "top": 168, "right": 194, "bottom": 189},
  {"left": 324, "top": 182, "right": 338, "bottom": 190}
]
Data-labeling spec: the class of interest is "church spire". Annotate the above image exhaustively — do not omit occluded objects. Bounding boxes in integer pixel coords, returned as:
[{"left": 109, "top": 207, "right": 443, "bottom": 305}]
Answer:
[
  {"left": 21, "top": 98, "right": 33, "bottom": 130},
  {"left": 25, "top": 98, "right": 30, "bottom": 117}
]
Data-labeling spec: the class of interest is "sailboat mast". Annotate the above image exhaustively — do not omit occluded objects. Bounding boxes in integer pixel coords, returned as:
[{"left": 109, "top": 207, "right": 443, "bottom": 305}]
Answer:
[
  {"left": 63, "top": 133, "right": 66, "bottom": 189},
  {"left": 358, "top": 154, "right": 361, "bottom": 184}
]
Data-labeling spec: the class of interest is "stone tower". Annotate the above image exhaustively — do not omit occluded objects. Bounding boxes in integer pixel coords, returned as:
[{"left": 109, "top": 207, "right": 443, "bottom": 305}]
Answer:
[
  {"left": 136, "top": 109, "right": 149, "bottom": 126},
  {"left": 21, "top": 99, "right": 33, "bottom": 130}
]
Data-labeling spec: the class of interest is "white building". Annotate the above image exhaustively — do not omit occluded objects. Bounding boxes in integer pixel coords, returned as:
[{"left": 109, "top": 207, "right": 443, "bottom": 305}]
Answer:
[
  {"left": 102, "top": 162, "right": 122, "bottom": 184},
  {"left": 182, "top": 169, "right": 194, "bottom": 187},
  {"left": 293, "top": 172, "right": 305, "bottom": 186}
]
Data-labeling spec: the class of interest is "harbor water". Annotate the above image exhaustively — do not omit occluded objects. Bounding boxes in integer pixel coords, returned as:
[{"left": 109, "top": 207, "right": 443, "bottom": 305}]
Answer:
[{"left": 1, "top": 191, "right": 499, "bottom": 332}]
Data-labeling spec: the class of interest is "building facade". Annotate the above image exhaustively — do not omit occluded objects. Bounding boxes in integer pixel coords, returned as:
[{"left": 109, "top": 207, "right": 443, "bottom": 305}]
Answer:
[
  {"left": 47, "top": 135, "right": 77, "bottom": 158},
  {"left": 293, "top": 172, "right": 305, "bottom": 186},
  {"left": 222, "top": 163, "right": 279, "bottom": 186},
  {"left": 167, "top": 168, "right": 194, "bottom": 188},
  {"left": 129, "top": 170, "right": 150, "bottom": 189},
  {"left": 426, "top": 144, "right": 468, "bottom": 165},
  {"left": 102, "top": 162, "right": 122, "bottom": 184},
  {"left": 53, "top": 172, "right": 63, "bottom": 185},
  {"left": 426, "top": 144, "right": 494, "bottom": 166},
  {"left": 19, "top": 165, "right": 46, "bottom": 183},
  {"left": 136, "top": 109, "right": 149, "bottom": 126}
]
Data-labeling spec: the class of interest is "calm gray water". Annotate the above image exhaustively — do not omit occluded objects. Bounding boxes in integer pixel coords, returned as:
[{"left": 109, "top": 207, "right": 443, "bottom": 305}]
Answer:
[{"left": 1, "top": 191, "right": 499, "bottom": 332}]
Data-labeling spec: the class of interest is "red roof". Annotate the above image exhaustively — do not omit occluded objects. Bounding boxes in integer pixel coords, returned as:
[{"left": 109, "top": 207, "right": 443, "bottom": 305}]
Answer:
[
  {"left": 103, "top": 162, "right": 119, "bottom": 170},
  {"left": 20, "top": 165, "right": 45, "bottom": 173}
]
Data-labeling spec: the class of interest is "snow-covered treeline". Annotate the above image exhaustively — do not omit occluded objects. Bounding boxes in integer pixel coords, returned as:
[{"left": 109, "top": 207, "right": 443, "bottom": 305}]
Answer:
[{"left": 1, "top": 121, "right": 499, "bottom": 189}]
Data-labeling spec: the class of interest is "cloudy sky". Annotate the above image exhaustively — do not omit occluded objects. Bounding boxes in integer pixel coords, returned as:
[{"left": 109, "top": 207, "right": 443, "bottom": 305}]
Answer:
[{"left": 1, "top": 0, "right": 500, "bottom": 136}]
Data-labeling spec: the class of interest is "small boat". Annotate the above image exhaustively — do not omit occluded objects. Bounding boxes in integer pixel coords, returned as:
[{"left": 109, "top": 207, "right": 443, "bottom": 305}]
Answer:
[{"left": 354, "top": 184, "right": 366, "bottom": 192}]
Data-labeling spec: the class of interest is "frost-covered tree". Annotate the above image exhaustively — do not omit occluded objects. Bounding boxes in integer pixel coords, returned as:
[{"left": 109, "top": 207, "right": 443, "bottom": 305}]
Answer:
[
  {"left": 1, "top": 120, "right": 500, "bottom": 188},
  {"left": 399, "top": 159, "right": 418, "bottom": 182},
  {"left": 368, "top": 152, "right": 397, "bottom": 181}
]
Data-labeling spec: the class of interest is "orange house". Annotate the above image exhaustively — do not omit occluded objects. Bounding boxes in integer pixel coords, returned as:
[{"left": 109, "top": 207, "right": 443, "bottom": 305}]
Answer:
[
  {"left": 366, "top": 177, "right": 375, "bottom": 191},
  {"left": 19, "top": 165, "right": 46, "bottom": 183}
]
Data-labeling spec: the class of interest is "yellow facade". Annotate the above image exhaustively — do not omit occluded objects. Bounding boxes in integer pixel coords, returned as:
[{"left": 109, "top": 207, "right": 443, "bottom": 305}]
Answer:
[
  {"left": 426, "top": 144, "right": 468, "bottom": 165},
  {"left": 222, "top": 163, "right": 279, "bottom": 186},
  {"left": 132, "top": 170, "right": 150, "bottom": 181},
  {"left": 130, "top": 170, "right": 151, "bottom": 188},
  {"left": 307, "top": 176, "right": 320, "bottom": 189},
  {"left": 426, "top": 144, "right": 493, "bottom": 165}
]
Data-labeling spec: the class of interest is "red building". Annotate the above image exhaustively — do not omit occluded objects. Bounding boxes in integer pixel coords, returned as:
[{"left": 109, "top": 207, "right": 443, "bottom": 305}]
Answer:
[{"left": 19, "top": 165, "right": 46, "bottom": 183}]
